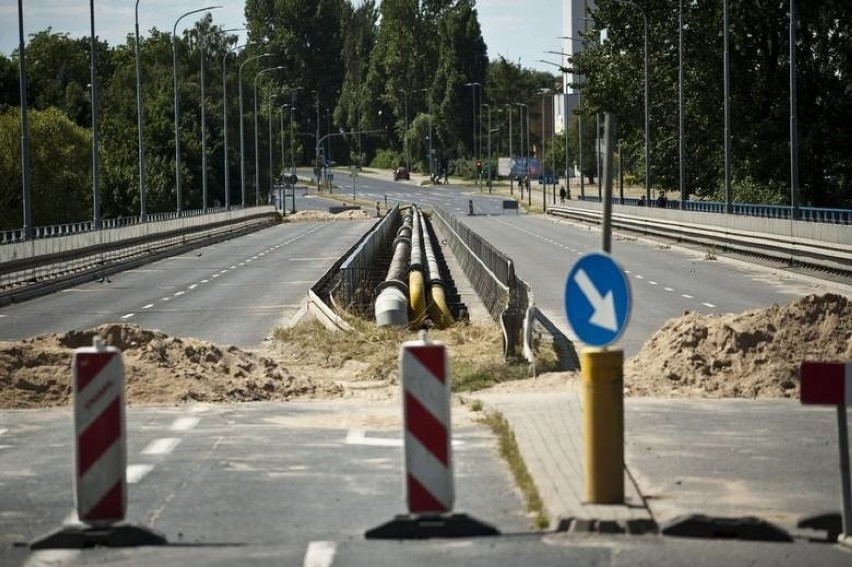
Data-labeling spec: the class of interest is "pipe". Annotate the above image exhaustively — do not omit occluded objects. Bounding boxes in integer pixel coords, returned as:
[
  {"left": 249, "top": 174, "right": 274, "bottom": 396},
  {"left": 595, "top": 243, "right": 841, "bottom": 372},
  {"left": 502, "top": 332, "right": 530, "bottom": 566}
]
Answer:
[
  {"left": 375, "top": 209, "right": 413, "bottom": 327},
  {"left": 408, "top": 207, "right": 427, "bottom": 324},
  {"left": 420, "top": 209, "right": 454, "bottom": 329}
]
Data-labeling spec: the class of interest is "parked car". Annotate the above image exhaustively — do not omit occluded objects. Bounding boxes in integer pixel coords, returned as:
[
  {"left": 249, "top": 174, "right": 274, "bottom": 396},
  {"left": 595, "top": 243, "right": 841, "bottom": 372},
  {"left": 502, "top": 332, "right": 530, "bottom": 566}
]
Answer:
[{"left": 393, "top": 167, "right": 410, "bottom": 181}]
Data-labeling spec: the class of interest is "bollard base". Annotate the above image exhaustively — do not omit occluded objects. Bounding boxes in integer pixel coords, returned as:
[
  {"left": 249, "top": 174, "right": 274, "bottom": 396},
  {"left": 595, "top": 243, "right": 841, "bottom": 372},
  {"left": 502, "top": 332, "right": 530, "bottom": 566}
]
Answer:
[
  {"left": 365, "top": 513, "right": 499, "bottom": 540},
  {"left": 30, "top": 523, "right": 167, "bottom": 550}
]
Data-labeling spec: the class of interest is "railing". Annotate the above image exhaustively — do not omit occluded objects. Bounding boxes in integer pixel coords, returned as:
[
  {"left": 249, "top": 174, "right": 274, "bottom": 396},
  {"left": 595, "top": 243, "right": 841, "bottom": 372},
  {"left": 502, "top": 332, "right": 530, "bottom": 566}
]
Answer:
[
  {"left": 1, "top": 205, "right": 245, "bottom": 244},
  {"left": 576, "top": 195, "right": 852, "bottom": 224}
]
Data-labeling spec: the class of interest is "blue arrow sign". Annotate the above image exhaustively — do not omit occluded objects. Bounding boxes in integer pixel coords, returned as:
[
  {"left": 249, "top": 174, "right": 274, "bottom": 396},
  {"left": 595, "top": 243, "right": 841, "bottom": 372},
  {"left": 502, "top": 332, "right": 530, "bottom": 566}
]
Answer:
[{"left": 564, "top": 252, "right": 631, "bottom": 347}]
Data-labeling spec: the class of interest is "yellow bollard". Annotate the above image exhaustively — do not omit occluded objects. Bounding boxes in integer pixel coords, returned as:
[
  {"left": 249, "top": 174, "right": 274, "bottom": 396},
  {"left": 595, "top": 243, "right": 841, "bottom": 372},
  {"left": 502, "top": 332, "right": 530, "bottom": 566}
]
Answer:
[{"left": 582, "top": 348, "right": 624, "bottom": 504}]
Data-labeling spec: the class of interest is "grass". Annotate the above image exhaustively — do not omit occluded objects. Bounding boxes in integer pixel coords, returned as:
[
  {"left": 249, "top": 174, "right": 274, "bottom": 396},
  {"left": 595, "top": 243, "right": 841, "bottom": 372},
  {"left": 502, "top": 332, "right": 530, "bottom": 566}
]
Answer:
[{"left": 479, "top": 411, "right": 550, "bottom": 530}]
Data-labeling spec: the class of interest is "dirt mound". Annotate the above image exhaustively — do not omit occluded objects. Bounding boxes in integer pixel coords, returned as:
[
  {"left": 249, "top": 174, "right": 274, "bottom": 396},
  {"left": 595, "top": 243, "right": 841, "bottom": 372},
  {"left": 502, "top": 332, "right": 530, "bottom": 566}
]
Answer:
[
  {"left": 0, "top": 324, "right": 343, "bottom": 409},
  {"left": 287, "top": 209, "right": 370, "bottom": 221},
  {"left": 625, "top": 294, "right": 852, "bottom": 398}
]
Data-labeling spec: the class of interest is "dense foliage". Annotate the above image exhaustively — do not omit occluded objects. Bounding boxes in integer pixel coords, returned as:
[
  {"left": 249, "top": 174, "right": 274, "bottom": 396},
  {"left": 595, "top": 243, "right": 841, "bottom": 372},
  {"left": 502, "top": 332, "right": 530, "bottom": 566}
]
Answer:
[{"left": 1, "top": 0, "right": 849, "bottom": 230}]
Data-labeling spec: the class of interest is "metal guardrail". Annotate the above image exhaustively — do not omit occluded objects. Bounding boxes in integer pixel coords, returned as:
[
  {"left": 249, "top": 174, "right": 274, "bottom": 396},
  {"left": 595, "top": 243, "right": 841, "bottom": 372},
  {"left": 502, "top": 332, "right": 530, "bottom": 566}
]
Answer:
[
  {"left": 432, "top": 207, "right": 531, "bottom": 359},
  {"left": 548, "top": 205, "right": 852, "bottom": 275},
  {"left": 576, "top": 195, "right": 851, "bottom": 225},
  {"left": 337, "top": 205, "right": 401, "bottom": 312},
  {"left": 1, "top": 206, "right": 243, "bottom": 244},
  {"left": 0, "top": 207, "right": 279, "bottom": 305}
]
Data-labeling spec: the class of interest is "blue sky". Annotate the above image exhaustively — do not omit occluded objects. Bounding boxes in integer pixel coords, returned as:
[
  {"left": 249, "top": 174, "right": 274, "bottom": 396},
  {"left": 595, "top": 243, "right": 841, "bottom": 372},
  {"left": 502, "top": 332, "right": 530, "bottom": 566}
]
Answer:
[{"left": 0, "top": 0, "right": 563, "bottom": 72}]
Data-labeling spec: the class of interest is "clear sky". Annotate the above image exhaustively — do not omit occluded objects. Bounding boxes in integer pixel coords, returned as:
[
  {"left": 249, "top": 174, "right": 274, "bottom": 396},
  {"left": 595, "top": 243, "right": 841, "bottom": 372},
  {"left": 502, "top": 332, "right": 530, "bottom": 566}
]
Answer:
[{"left": 0, "top": 0, "right": 562, "bottom": 73}]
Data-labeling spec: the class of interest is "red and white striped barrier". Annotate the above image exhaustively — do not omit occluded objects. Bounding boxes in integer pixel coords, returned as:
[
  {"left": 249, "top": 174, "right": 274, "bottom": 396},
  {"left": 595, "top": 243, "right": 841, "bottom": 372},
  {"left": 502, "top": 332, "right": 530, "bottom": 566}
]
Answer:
[
  {"left": 365, "top": 332, "right": 498, "bottom": 539},
  {"left": 401, "top": 337, "right": 453, "bottom": 514},
  {"left": 73, "top": 337, "right": 127, "bottom": 525}
]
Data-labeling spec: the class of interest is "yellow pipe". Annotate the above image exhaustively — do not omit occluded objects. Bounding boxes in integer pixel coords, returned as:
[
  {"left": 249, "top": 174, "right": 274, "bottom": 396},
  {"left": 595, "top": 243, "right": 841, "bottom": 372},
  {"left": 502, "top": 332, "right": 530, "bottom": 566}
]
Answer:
[
  {"left": 408, "top": 270, "right": 426, "bottom": 325},
  {"left": 428, "top": 284, "right": 455, "bottom": 329},
  {"left": 582, "top": 348, "right": 624, "bottom": 504}
]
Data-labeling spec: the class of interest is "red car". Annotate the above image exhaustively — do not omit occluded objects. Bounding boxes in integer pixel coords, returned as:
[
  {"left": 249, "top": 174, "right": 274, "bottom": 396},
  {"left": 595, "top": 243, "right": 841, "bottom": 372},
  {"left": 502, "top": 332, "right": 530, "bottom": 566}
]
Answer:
[{"left": 393, "top": 167, "right": 410, "bottom": 181}]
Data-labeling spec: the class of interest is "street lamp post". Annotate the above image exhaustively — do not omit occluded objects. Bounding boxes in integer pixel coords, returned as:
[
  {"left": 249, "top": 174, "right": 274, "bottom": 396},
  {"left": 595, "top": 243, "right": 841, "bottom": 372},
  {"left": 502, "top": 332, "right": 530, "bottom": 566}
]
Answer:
[
  {"left": 397, "top": 89, "right": 409, "bottom": 170},
  {"left": 239, "top": 53, "right": 272, "bottom": 207},
  {"left": 678, "top": 0, "right": 685, "bottom": 205},
  {"left": 789, "top": 0, "right": 800, "bottom": 220},
  {"left": 723, "top": 0, "right": 732, "bottom": 213},
  {"left": 504, "top": 104, "right": 513, "bottom": 194},
  {"left": 516, "top": 103, "right": 528, "bottom": 199},
  {"left": 465, "top": 82, "right": 481, "bottom": 162},
  {"left": 134, "top": 0, "right": 146, "bottom": 221},
  {"left": 255, "top": 66, "right": 284, "bottom": 206},
  {"left": 525, "top": 102, "right": 531, "bottom": 206},
  {"left": 540, "top": 90, "right": 550, "bottom": 210},
  {"left": 483, "top": 103, "right": 491, "bottom": 192},
  {"left": 614, "top": 0, "right": 650, "bottom": 203},
  {"left": 90, "top": 0, "right": 101, "bottom": 228},
  {"left": 223, "top": 42, "right": 257, "bottom": 211},
  {"left": 172, "top": 5, "right": 221, "bottom": 215},
  {"left": 311, "top": 90, "right": 320, "bottom": 191},
  {"left": 17, "top": 0, "right": 32, "bottom": 239},
  {"left": 268, "top": 90, "right": 278, "bottom": 205}
]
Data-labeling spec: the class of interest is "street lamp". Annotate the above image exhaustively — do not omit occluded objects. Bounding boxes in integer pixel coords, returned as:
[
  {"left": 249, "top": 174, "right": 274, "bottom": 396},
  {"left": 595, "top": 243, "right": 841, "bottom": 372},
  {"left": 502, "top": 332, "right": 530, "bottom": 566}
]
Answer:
[
  {"left": 200, "top": 28, "right": 242, "bottom": 213},
  {"left": 397, "top": 89, "right": 409, "bottom": 169},
  {"left": 89, "top": 0, "right": 102, "bottom": 228},
  {"left": 418, "top": 88, "right": 432, "bottom": 178},
  {"left": 483, "top": 102, "right": 492, "bottom": 192},
  {"left": 516, "top": 102, "right": 529, "bottom": 202},
  {"left": 255, "top": 66, "right": 284, "bottom": 205},
  {"left": 613, "top": 0, "right": 650, "bottom": 203},
  {"left": 173, "top": 5, "right": 222, "bottom": 215},
  {"left": 464, "top": 82, "right": 481, "bottom": 162},
  {"left": 17, "top": 0, "right": 32, "bottom": 239},
  {"left": 504, "top": 104, "right": 513, "bottom": 194},
  {"left": 540, "top": 89, "right": 551, "bottom": 210},
  {"left": 134, "top": 0, "right": 146, "bottom": 221},
  {"left": 223, "top": 42, "right": 258, "bottom": 211},
  {"left": 239, "top": 53, "right": 272, "bottom": 206}
]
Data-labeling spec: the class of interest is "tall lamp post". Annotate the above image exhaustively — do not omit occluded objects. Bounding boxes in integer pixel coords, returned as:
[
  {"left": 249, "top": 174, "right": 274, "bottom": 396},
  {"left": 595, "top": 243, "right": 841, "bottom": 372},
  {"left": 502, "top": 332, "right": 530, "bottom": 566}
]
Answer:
[
  {"left": 483, "top": 103, "right": 491, "bottom": 192},
  {"left": 516, "top": 103, "right": 528, "bottom": 199},
  {"left": 134, "top": 0, "right": 146, "bottom": 221},
  {"left": 723, "top": 0, "right": 732, "bottom": 213},
  {"left": 504, "top": 103, "right": 513, "bottom": 194},
  {"left": 397, "top": 89, "right": 410, "bottom": 170},
  {"left": 89, "top": 0, "right": 101, "bottom": 228},
  {"left": 539, "top": 89, "right": 551, "bottom": 210},
  {"left": 223, "top": 42, "right": 258, "bottom": 211},
  {"left": 614, "top": 0, "right": 650, "bottom": 203},
  {"left": 172, "top": 5, "right": 221, "bottom": 215},
  {"left": 239, "top": 53, "right": 272, "bottom": 206},
  {"left": 464, "top": 82, "right": 481, "bottom": 162},
  {"left": 17, "top": 0, "right": 32, "bottom": 239},
  {"left": 200, "top": 28, "right": 242, "bottom": 213},
  {"left": 254, "top": 66, "right": 284, "bottom": 205},
  {"left": 789, "top": 0, "right": 800, "bottom": 220}
]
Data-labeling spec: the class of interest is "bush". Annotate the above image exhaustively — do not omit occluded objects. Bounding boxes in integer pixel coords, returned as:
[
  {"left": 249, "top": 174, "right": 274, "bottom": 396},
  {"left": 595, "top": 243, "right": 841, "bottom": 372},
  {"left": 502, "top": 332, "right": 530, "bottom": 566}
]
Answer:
[{"left": 370, "top": 149, "right": 403, "bottom": 170}]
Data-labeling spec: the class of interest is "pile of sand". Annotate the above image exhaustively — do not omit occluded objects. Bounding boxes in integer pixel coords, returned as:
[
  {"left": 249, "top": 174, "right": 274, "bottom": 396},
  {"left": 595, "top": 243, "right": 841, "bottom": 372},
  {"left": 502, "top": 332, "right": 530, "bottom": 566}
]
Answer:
[
  {"left": 287, "top": 209, "right": 370, "bottom": 221},
  {"left": 625, "top": 293, "right": 852, "bottom": 398},
  {"left": 0, "top": 324, "right": 343, "bottom": 409}
]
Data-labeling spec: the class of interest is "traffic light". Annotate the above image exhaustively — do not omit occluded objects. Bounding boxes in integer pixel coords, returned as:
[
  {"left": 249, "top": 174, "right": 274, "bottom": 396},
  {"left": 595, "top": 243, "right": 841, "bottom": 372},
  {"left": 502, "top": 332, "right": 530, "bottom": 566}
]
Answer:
[{"left": 475, "top": 160, "right": 483, "bottom": 172}]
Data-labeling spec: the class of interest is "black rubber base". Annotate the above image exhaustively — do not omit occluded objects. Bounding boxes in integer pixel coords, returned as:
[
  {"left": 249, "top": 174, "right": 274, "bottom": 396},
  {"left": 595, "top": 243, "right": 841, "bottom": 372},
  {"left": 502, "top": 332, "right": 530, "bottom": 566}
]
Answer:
[
  {"left": 365, "top": 513, "right": 500, "bottom": 540},
  {"left": 661, "top": 514, "right": 792, "bottom": 542},
  {"left": 30, "top": 523, "right": 167, "bottom": 550}
]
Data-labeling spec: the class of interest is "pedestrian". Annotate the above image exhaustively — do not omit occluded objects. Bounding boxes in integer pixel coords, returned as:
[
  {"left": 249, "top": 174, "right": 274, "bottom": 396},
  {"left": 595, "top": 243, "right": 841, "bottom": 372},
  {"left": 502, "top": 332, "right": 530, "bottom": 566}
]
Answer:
[
  {"left": 657, "top": 190, "right": 667, "bottom": 208},
  {"left": 559, "top": 186, "right": 567, "bottom": 204},
  {"left": 443, "top": 169, "right": 449, "bottom": 184},
  {"left": 638, "top": 195, "right": 646, "bottom": 206},
  {"left": 376, "top": 201, "right": 381, "bottom": 217}
]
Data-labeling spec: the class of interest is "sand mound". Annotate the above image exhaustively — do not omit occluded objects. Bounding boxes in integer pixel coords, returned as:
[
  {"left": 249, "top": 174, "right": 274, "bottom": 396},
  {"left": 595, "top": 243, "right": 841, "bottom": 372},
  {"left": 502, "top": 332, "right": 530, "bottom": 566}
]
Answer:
[
  {"left": 0, "top": 324, "right": 343, "bottom": 409},
  {"left": 287, "top": 209, "right": 370, "bottom": 221},
  {"left": 625, "top": 294, "right": 852, "bottom": 398}
]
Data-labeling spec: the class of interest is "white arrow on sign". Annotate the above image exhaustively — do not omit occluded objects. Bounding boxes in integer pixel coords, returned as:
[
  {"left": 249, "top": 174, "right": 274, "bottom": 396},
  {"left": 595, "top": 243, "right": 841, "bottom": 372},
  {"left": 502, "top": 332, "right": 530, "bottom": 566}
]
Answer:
[{"left": 574, "top": 269, "right": 618, "bottom": 332}]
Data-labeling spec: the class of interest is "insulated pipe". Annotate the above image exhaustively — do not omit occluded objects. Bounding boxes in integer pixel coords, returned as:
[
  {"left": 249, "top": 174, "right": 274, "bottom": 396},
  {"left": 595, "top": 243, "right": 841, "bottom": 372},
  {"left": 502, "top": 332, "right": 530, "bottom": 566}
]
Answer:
[
  {"left": 408, "top": 206, "right": 427, "bottom": 324},
  {"left": 420, "top": 209, "right": 454, "bottom": 329},
  {"left": 375, "top": 209, "right": 413, "bottom": 327}
]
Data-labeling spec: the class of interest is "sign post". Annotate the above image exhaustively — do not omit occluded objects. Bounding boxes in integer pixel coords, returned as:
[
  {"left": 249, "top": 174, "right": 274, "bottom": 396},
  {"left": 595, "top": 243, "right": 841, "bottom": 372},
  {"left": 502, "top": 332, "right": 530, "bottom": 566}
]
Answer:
[
  {"left": 565, "top": 252, "right": 631, "bottom": 504},
  {"left": 800, "top": 361, "right": 852, "bottom": 546}
]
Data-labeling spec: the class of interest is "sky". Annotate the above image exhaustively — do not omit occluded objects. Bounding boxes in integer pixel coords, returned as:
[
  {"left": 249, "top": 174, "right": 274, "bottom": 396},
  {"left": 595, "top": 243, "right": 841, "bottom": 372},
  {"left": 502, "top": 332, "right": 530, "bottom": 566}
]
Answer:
[{"left": 0, "top": 0, "right": 563, "bottom": 73}]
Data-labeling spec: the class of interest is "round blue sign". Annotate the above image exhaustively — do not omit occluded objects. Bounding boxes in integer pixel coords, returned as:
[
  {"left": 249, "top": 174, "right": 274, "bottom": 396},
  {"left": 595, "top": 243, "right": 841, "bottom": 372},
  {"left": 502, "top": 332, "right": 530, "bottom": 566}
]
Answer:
[{"left": 564, "top": 252, "right": 632, "bottom": 347}]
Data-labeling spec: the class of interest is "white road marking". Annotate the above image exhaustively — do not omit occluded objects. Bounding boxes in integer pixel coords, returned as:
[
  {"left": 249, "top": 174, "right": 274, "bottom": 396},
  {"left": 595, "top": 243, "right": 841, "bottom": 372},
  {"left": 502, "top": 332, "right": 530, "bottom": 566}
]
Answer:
[
  {"left": 127, "top": 464, "right": 154, "bottom": 484},
  {"left": 188, "top": 284, "right": 198, "bottom": 290},
  {"left": 703, "top": 302, "right": 716, "bottom": 308},
  {"left": 303, "top": 541, "right": 337, "bottom": 567},
  {"left": 170, "top": 417, "right": 200, "bottom": 431},
  {"left": 162, "top": 297, "right": 171, "bottom": 301},
  {"left": 290, "top": 257, "right": 338, "bottom": 261},
  {"left": 230, "top": 266, "right": 237, "bottom": 269},
  {"left": 24, "top": 550, "right": 81, "bottom": 567},
  {"left": 212, "top": 273, "right": 220, "bottom": 278},
  {"left": 201, "top": 279, "right": 210, "bottom": 284},
  {"left": 0, "top": 428, "right": 7, "bottom": 436},
  {"left": 664, "top": 287, "right": 674, "bottom": 292},
  {"left": 121, "top": 313, "right": 134, "bottom": 319},
  {"left": 635, "top": 275, "right": 644, "bottom": 280},
  {"left": 0, "top": 314, "right": 7, "bottom": 318},
  {"left": 345, "top": 429, "right": 463, "bottom": 448},
  {"left": 649, "top": 281, "right": 658, "bottom": 285},
  {"left": 174, "top": 291, "right": 185, "bottom": 296},
  {"left": 682, "top": 294, "right": 694, "bottom": 299},
  {"left": 142, "top": 304, "right": 154, "bottom": 309},
  {"left": 141, "top": 438, "right": 181, "bottom": 456}
]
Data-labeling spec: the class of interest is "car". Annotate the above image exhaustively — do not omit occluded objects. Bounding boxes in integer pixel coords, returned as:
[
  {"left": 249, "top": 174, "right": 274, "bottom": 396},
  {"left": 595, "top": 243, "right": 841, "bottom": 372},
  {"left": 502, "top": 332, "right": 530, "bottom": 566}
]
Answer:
[{"left": 393, "top": 167, "right": 410, "bottom": 181}]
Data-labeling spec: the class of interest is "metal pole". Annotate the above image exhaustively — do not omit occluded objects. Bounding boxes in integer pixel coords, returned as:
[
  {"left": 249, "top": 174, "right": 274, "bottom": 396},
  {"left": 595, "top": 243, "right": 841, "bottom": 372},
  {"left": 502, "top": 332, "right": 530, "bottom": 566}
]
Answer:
[
  {"left": 596, "top": 113, "right": 601, "bottom": 200},
  {"left": 541, "top": 92, "right": 547, "bottom": 210},
  {"left": 526, "top": 103, "right": 531, "bottom": 207},
  {"left": 17, "top": 0, "right": 32, "bottom": 239},
  {"left": 254, "top": 80, "right": 259, "bottom": 206},
  {"left": 506, "top": 104, "right": 513, "bottom": 195},
  {"left": 200, "top": 36, "right": 207, "bottom": 212},
  {"left": 678, "top": 0, "right": 685, "bottom": 205},
  {"left": 837, "top": 405, "right": 852, "bottom": 539},
  {"left": 602, "top": 113, "right": 615, "bottom": 253},
  {"left": 643, "top": 12, "right": 650, "bottom": 203},
  {"left": 90, "top": 0, "right": 101, "bottom": 228},
  {"left": 789, "top": 0, "right": 800, "bottom": 220},
  {"left": 486, "top": 104, "right": 492, "bottom": 193},
  {"left": 222, "top": 43, "right": 254, "bottom": 211},
  {"left": 723, "top": 0, "right": 732, "bottom": 213},
  {"left": 239, "top": 54, "right": 271, "bottom": 207},
  {"left": 268, "top": 91, "right": 274, "bottom": 205},
  {"left": 579, "top": 91, "right": 585, "bottom": 199},
  {"left": 134, "top": 0, "right": 146, "bottom": 221}
]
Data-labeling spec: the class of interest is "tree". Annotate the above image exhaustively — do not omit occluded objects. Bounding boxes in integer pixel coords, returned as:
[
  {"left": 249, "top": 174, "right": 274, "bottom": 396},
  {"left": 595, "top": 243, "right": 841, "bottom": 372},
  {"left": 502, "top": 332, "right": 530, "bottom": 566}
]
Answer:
[{"left": 0, "top": 107, "right": 91, "bottom": 230}]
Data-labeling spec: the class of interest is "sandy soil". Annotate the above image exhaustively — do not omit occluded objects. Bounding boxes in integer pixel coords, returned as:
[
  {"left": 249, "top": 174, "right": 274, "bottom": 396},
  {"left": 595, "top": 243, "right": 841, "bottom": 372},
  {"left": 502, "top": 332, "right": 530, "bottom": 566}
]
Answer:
[{"left": 1, "top": 294, "right": 849, "bottom": 409}]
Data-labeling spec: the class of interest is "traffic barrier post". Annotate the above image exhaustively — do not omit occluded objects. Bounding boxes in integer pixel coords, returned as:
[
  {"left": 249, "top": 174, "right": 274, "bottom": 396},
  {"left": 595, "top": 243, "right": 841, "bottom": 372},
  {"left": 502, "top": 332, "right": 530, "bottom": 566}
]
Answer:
[
  {"left": 365, "top": 331, "right": 498, "bottom": 539},
  {"left": 30, "top": 337, "right": 166, "bottom": 549}
]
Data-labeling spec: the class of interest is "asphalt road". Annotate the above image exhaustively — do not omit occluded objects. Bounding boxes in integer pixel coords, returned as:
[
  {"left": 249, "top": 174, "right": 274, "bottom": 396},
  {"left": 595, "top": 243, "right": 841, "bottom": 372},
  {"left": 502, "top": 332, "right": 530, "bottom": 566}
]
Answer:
[{"left": 0, "top": 220, "right": 371, "bottom": 346}]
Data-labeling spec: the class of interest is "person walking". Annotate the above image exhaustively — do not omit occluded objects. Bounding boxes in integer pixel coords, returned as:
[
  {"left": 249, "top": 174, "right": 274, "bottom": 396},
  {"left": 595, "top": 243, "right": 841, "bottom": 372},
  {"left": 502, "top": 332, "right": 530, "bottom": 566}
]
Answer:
[{"left": 559, "top": 186, "right": 567, "bottom": 204}]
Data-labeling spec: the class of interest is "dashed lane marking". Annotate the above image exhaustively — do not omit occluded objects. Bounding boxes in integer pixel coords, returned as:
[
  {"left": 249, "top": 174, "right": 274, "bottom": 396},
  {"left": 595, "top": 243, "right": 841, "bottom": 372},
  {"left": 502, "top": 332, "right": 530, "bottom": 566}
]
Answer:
[
  {"left": 303, "top": 541, "right": 337, "bottom": 567},
  {"left": 170, "top": 417, "right": 200, "bottom": 431},
  {"left": 23, "top": 550, "right": 81, "bottom": 567},
  {"left": 141, "top": 438, "right": 181, "bottom": 456},
  {"left": 0, "top": 428, "right": 7, "bottom": 436},
  {"left": 142, "top": 304, "right": 154, "bottom": 309},
  {"left": 201, "top": 279, "right": 210, "bottom": 284},
  {"left": 682, "top": 294, "right": 694, "bottom": 299},
  {"left": 174, "top": 291, "right": 185, "bottom": 296},
  {"left": 664, "top": 287, "right": 674, "bottom": 292},
  {"left": 703, "top": 302, "right": 716, "bottom": 308},
  {"left": 127, "top": 464, "right": 154, "bottom": 484},
  {"left": 188, "top": 283, "right": 198, "bottom": 290},
  {"left": 121, "top": 313, "right": 134, "bottom": 319}
]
